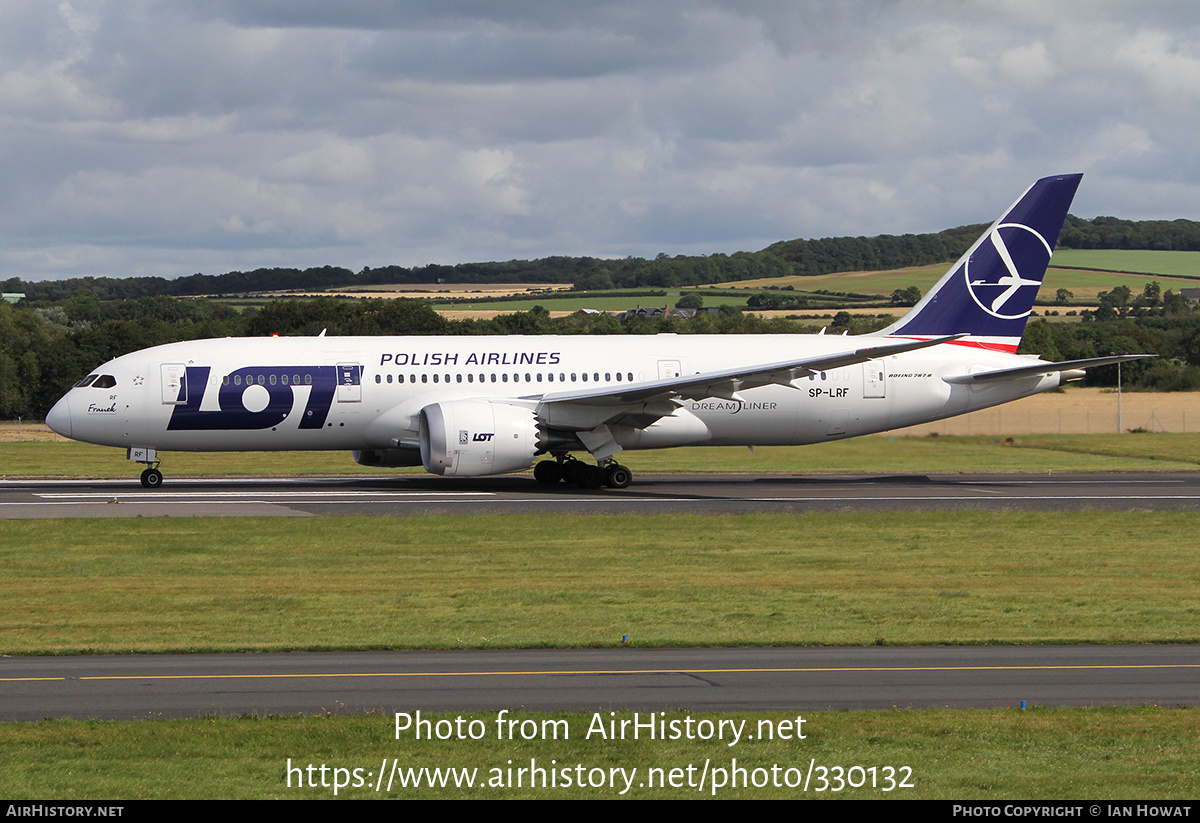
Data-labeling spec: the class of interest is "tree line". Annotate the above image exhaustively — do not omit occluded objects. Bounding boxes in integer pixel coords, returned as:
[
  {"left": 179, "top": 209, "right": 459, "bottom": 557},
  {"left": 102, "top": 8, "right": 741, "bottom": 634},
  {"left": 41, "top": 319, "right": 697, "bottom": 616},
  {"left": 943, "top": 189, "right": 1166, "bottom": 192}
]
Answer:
[
  {"left": 4, "top": 282, "right": 1198, "bottom": 420},
  {"left": 8, "top": 215, "right": 1200, "bottom": 303}
]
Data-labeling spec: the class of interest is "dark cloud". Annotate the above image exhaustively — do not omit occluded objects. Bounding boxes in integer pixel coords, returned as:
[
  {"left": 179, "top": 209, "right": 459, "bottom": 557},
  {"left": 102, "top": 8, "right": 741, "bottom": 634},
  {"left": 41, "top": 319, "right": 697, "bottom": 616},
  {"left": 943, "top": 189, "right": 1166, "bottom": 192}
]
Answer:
[{"left": 3, "top": 1, "right": 1200, "bottom": 280}]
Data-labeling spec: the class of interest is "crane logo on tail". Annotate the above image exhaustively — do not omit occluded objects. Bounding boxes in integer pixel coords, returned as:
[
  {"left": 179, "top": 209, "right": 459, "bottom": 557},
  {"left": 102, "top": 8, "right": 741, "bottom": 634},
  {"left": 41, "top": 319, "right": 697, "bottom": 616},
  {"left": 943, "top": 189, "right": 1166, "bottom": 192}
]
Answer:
[{"left": 964, "top": 222, "right": 1052, "bottom": 320}]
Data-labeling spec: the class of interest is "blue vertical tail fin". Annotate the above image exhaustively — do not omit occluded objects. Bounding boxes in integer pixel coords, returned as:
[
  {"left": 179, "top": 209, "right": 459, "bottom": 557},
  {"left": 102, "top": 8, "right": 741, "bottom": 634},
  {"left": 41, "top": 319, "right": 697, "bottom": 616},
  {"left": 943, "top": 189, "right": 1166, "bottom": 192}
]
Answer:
[{"left": 874, "top": 173, "right": 1082, "bottom": 352}]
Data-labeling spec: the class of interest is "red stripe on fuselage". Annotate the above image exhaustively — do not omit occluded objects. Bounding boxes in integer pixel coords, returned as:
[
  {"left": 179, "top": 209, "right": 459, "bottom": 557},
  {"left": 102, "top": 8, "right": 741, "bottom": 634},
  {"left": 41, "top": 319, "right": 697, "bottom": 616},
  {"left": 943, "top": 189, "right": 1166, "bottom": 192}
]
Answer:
[{"left": 883, "top": 336, "right": 1019, "bottom": 354}]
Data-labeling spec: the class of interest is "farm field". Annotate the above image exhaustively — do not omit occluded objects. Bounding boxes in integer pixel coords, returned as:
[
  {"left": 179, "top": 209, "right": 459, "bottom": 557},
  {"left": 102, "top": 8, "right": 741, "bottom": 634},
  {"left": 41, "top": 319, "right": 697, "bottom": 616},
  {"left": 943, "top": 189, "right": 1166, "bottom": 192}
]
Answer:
[
  {"left": 1051, "top": 248, "right": 1200, "bottom": 278},
  {"left": 717, "top": 260, "right": 1199, "bottom": 304},
  {"left": 412, "top": 250, "right": 1200, "bottom": 316}
]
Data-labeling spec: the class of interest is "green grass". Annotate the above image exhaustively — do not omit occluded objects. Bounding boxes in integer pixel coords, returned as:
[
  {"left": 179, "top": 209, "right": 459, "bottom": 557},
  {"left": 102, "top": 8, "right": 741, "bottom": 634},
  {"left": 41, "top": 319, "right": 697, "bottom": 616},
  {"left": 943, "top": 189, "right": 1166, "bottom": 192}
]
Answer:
[
  {"left": 436, "top": 290, "right": 710, "bottom": 312},
  {"left": 1052, "top": 249, "right": 1200, "bottom": 279},
  {"left": 5, "top": 432, "right": 1200, "bottom": 479},
  {"left": 2, "top": 708, "right": 1197, "bottom": 799},
  {"left": 713, "top": 251, "right": 1200, "bottom": 305},
  {"left": 2, "top": 511, "right": 1199, "bottom": 654},
  {"left": 722, "top": 264, "right": 947, "bottom": 294}
]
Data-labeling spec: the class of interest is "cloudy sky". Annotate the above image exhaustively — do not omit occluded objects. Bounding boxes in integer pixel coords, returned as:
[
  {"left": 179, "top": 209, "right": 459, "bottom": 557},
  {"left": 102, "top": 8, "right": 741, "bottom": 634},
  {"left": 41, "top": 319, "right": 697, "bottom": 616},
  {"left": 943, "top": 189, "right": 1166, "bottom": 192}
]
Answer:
[{"left": 4, "top": 0, "right": 1199, "bottom": 281}]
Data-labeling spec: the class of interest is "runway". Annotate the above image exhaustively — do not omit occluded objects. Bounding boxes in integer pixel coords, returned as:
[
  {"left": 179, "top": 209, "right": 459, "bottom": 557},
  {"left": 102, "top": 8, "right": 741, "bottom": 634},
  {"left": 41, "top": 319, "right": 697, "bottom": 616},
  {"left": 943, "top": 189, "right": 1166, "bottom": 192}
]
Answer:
[
  {"left": 2, "top": 471, "right": 1199, "bottom": 517},
  {"left": 3, "top": 645, "right": 1198, "bottom": 721}
]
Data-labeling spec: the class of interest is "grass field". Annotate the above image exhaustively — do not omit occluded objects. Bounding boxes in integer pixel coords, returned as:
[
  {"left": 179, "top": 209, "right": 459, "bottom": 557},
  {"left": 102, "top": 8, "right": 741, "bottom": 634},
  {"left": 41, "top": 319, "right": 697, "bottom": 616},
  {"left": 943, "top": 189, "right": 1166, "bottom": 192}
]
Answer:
[
  {"left": 1051, "top": 249, "right": 1200, "bottom": 279},
  {"left": 2, "top": 510, "right": 1198, "bottom": 653}
]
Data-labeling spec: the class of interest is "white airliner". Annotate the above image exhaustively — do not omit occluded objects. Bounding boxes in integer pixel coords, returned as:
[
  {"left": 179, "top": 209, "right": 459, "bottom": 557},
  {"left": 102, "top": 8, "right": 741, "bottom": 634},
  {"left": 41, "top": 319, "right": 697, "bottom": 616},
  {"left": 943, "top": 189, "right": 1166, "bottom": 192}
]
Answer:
[{"left": 46, "top": 173, "right": 1146, "bottom": 489}]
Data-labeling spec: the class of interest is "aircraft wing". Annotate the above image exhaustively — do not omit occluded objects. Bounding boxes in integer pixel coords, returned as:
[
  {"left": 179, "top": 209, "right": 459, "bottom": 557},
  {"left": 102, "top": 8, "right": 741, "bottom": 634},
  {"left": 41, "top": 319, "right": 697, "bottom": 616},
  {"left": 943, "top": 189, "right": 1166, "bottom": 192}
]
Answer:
[
  {"left": 943, "top": 354, "right": 1155, "bottom": 385},
  {"left": 534, "top": 334, "right": 965, "bottom": 409}
]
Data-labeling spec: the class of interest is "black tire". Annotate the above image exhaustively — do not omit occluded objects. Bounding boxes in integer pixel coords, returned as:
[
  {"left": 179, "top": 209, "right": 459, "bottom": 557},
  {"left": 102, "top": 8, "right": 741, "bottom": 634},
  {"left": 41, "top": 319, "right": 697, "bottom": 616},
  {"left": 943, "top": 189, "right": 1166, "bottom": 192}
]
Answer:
[
  {"left": 560, "top": 460, "right": 579, "bottom": 484},
  {"left": 140, "top": 468, "right": 163, "bottom": 489},
  {"left": 575, "top": 464, "right": 604, "bottom": 489},
  {"left": 534, "top": 460, "right": 563, "bottom": 484},
  {"left": 604, "top": 464, "right": 633, "bottom": 489}
]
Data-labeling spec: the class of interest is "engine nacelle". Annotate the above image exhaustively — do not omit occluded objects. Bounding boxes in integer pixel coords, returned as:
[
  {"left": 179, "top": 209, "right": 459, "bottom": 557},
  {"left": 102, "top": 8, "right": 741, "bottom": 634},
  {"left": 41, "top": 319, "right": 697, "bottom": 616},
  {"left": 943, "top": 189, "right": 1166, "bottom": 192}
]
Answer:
[{"left": 419, "top": 400, "right": 538, "bottom": 477}]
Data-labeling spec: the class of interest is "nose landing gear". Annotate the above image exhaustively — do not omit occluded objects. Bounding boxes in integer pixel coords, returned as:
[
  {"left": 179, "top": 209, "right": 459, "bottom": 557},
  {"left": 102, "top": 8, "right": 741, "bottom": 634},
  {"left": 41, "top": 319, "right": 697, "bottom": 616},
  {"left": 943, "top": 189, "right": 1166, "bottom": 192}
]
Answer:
[{"left": 128, "top": 447, "right": 164, "bottom": 489}]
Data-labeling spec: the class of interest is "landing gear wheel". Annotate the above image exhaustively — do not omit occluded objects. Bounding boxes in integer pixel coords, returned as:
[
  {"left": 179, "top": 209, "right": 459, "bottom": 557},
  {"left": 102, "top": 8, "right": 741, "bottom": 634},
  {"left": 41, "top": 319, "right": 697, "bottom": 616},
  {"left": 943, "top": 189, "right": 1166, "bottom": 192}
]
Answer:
[
  {"left": 140, "top": 467, "right": 163, "bottom": 489},
  {"left": 560, "top": 460, "right": 580, "bottom": 484},
  {"left": 575, "top": 464, "right": 605, "bottom": 489},
  {"left": 604, "top": 464, "right": 633, "bottom": 489},
  {"left": 534, "top": 460, "right": 563, "bottom": 484}
]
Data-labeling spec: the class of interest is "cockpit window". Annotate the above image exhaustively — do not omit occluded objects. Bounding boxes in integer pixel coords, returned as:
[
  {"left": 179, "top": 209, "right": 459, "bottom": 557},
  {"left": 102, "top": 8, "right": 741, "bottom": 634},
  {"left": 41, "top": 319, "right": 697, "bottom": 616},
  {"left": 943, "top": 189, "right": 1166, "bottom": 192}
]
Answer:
[
  {"left": 74, "top": 374, "right": 99, "bottom": 388},
  {"left": 92, "top": 375, "right": 117, "bottom": 389}
]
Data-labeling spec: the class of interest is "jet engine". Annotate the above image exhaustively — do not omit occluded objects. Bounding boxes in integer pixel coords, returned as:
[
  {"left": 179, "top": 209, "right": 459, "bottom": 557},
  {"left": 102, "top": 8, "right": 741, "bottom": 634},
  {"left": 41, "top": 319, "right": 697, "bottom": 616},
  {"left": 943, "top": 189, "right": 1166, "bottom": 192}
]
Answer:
[{"left": 418, "top": 400, "right": 538, "bottom": 476}]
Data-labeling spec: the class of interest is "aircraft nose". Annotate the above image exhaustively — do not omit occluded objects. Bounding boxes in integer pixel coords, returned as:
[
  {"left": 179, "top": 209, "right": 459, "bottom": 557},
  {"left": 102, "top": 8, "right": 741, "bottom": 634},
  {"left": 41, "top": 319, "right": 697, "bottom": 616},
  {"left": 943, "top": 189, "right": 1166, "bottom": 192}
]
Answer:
[{"left": 46, "top": 395, "right": 72, "bottom": 439}]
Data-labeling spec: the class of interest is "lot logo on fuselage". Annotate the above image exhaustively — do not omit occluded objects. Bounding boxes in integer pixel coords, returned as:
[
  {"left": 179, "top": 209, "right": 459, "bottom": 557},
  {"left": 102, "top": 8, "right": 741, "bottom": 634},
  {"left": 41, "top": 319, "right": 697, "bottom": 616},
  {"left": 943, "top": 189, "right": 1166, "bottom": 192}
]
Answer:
[
  {"left": 964, "top": 222, "right": 1052, "bottom": 320},
  {"left": 167, "top": 366, "right": 338, "bottom": 430}
]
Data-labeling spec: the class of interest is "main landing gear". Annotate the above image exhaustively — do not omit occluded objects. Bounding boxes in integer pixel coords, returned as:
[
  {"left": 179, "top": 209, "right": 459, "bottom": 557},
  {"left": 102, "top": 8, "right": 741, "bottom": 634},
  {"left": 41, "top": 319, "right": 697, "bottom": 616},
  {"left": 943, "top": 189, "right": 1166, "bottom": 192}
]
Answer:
[{"left": 534, "top": 456, "right": 633, "bottom": 489}]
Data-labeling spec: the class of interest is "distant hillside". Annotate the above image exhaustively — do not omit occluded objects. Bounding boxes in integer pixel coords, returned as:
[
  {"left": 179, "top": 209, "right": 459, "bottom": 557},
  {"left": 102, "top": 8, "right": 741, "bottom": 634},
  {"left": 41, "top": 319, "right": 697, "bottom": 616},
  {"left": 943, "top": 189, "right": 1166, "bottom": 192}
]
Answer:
[{"left": 7, "top": 215, "right": 1200, "bottom": 302}]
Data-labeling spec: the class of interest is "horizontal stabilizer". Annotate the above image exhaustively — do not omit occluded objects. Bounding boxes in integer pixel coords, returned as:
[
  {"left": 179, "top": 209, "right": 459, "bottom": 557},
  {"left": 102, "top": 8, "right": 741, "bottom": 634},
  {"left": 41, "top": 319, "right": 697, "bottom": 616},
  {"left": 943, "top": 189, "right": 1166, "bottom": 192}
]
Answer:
[{"left": 943, "top": 354, "right": 1155, "bottom": 385}]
